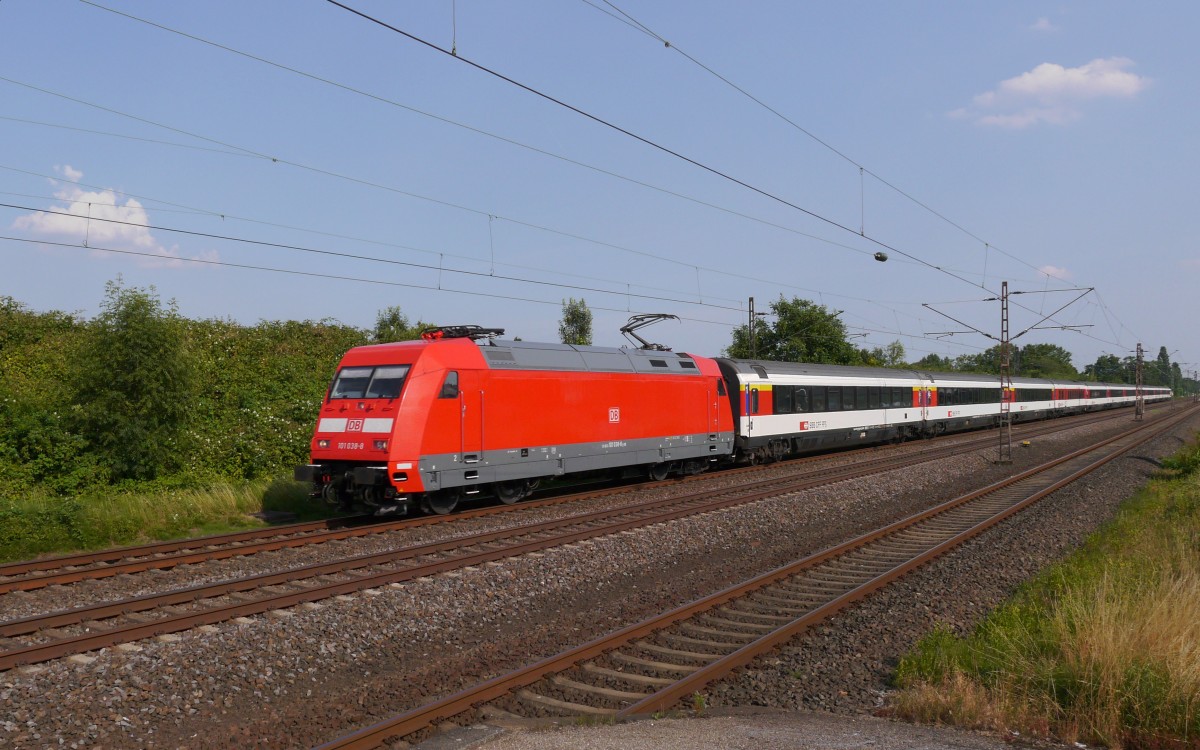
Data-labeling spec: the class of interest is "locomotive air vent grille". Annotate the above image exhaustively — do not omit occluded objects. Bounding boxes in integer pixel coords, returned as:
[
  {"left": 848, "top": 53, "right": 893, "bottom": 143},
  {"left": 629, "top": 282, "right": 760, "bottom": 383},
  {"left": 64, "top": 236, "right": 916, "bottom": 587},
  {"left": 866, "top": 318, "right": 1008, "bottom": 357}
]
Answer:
[
  {"left": 485, "top": 350, "right": 516, "bottom": 362},
  {"left": 650, "top": 360, "right": 668, "bottom": 368}
]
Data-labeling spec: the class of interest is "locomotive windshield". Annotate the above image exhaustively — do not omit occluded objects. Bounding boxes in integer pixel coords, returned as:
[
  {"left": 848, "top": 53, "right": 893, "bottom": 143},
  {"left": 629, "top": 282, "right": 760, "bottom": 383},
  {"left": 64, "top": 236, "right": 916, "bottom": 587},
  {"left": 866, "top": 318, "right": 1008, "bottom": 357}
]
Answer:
[{"left": 330, "top": 364, "right": 410, "bottom": 400}]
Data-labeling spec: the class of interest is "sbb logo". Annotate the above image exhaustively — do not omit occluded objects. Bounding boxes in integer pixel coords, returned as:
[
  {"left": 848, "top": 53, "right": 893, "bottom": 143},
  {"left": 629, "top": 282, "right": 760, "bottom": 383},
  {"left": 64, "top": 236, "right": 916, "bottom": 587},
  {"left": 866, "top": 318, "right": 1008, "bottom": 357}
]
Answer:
[
  {"left": 608, "top": 408, "right": 620, "bottom": 423},
  {"left": 347, "top": 419, "right": 364, "bottom": 432}
]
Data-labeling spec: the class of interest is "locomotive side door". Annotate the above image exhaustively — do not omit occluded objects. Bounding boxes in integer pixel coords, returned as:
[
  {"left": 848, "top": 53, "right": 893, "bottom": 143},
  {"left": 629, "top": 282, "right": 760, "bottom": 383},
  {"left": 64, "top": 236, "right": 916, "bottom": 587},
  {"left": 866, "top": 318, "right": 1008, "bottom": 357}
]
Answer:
[{"left": 458, "top": 371, "right": 483, "bottom": 464}]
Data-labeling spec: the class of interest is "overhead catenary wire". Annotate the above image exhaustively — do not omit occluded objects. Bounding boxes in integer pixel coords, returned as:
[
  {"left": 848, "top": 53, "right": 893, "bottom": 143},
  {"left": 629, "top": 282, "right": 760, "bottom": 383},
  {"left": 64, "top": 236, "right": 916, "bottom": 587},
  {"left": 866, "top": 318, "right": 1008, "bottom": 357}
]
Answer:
[
  {"left": 71, "top": 0, "right": 889, "bottom": 269},
  {"left": 0, "top": 162, "right": 996, "bottom": 346},
  {"left": 0, "top": 77, "right": 884, "bottom": 294},
  {"left": 0, "top": 200, "right": 743, "bottom": 313},
  {"left": 322, "top": 0, "right": 993, "bottom": 292},
  {"left": 319, "top": 2, "right": 1135, "bottom": 352},
  {"left": 1, "top": 8, "right": 1079, "bottom": 338},
  {"left": 4, "top": 6, "right": 1132, "bottom": 357},
  {"left": 586, "top": 0, "right": 1084, "bottom": 289},
  {"left": 581, "top": 1, "right": 1149, "bottom": 347},
  {"left": 0, "top": 230, "right": 989, "bottom": 357},
  {"left": 0, "top": 233, "right": 735, "bottom": 330}
]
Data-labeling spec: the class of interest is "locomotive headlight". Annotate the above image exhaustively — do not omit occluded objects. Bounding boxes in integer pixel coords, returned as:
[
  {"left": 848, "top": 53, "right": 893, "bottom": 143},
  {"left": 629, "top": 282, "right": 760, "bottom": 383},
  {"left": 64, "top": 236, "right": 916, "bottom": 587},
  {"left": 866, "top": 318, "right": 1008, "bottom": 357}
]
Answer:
[
  {"left": 317, "top": 439, "right": 331, "bottom": 449},
  {"left": 373, "top": 439, "right": 389, "bottom": 451}
]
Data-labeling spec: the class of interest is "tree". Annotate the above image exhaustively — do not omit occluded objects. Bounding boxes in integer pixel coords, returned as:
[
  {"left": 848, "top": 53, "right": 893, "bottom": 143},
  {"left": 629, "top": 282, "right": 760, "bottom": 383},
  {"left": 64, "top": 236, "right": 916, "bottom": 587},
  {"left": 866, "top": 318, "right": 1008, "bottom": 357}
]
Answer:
[
  {"left": 953, "top": 346, "right": 1003, "bottom": 374},
  {"left": 859, "top": 340, "right": 906, "bottom": 368},
  {"left": 371, "top": 306, "right": 433, "bottom": 343},
  {"left": 1016, "top": 343, "right": 1077, "bottom": 379},
  {"left": 913, "top": 353, "right": 954, "bottom": 372},
  {"left": 1151, "top": 346, "right": 1173, "bottom": 387},
  {"left": 1083, "top": 354, "right": 1126, "bottom": 383},
  {"left": 726, "top": 297, "right": 859, "bottom": 364},
  {"left": 74, "top": 280, "right": 195, "bottom": 481},
  {"left": 558, "top": 298, "right": 592, "bottom": 346}
]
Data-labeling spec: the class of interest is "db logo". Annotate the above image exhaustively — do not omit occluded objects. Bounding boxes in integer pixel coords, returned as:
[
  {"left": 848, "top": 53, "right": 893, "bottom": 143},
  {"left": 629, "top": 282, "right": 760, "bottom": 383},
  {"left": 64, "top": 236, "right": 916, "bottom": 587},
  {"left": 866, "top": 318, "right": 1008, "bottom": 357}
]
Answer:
[
  {"left": 347, "top": 419, "right": 364, "bottom": 432},
  {"left": 608, "top": 408, "right": 620, "bottom": 423}
]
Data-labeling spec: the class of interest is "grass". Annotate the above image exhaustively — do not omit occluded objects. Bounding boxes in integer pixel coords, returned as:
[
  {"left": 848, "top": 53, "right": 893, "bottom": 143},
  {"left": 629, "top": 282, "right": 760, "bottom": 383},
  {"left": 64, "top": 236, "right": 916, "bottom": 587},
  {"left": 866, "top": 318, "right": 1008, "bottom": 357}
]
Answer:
[
  {"left": 891, "top": 432, "right": 1200, "bottom": 749},
  {"left": 0, "top": 477, "right": 328, "bottom": 563}
]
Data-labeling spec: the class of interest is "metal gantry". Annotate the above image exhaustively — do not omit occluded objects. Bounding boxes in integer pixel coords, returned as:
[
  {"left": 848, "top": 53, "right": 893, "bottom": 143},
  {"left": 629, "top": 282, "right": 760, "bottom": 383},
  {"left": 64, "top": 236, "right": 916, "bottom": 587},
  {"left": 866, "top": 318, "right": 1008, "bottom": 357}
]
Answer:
[
  {"left": 1135, "top": 343, "right": 1145, "bottom": 420},
  {"left": 997, "top": 281, "right": 1013, "bottom": 463}
]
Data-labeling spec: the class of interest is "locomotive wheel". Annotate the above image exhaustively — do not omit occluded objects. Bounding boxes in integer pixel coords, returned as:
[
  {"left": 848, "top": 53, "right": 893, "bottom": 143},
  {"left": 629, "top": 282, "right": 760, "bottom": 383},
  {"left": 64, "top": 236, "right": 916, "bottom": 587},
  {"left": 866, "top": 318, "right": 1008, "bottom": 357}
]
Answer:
[
  {"left": 494, "top": 481, "right": 525, "bottom": 505},
  {"left": 421, "top": 489, "right": 460, "bottom": 515},
  {"left": 648, "top": 463, "right": 671, "bottom": 482}
]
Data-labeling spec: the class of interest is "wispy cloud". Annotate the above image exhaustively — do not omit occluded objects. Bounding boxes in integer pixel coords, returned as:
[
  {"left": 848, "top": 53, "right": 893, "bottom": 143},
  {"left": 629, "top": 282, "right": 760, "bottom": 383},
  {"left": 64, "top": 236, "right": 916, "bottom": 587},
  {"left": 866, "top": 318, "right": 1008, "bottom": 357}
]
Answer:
[
  {"left": 55, "top": 164, "right": 83, "bottom": 182},
  {"left": 951, "top": 57, "right": 1148, "bottom": 128},
  {"left": 1039, "top": 265, "right": 1071, "bottom": 280},
  {"left": 12, "top": 169, "right": 216, "bottom": 268},
  {"left": 1029, "top": 17, "right": 1057, "bottom": 33}
]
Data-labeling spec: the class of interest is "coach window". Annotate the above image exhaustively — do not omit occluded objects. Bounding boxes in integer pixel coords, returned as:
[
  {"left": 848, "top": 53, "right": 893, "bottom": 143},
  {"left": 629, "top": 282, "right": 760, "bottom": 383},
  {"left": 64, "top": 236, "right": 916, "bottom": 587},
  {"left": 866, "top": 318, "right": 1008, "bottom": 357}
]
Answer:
[
  {"left": 868, "top": 387, "right": 881, "bottom": 410},
  {"left": 856, "top": 386, "right": 870, "bottom": 410},
  {"left": 775, "top": 385, "right": 793, "bottom": 414},
  {"left": 827, "top": 386, "right": 842, "bottom": 411},
  {"left": 438, "top": 371, "right": 459, "bottom": 399},
  {"left": 751, "top": 388, "right": 760, "bottom": 414},
  {"left": 795, "top": 388, "right": 809, "bottom": 413},
  {"left": 811, "top": 386, "right": 826, "bottom": 412},
  {"left": 892, "top": 387, "right": 907, "bottom": 408}
]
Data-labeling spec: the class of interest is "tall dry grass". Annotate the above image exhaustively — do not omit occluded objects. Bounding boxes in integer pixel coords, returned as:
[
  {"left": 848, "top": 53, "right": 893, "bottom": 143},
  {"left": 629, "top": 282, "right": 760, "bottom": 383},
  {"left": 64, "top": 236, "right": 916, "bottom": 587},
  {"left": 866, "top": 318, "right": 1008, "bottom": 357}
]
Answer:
[{"left": 893, "top": 449, "right": 1200, "bottom": 749}]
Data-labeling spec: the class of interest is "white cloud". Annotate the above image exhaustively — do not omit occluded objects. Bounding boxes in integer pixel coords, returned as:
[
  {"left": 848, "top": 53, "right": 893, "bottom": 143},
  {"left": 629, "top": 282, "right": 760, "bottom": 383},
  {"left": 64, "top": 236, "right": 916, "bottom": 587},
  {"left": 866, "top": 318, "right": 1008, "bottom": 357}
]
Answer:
[
  {"left": 1039, "top": 265, "right": 1071, "bottom": 280},
  {"left": 55, "top": 164, "right": 83, "bottom": 182},
  {"left": 11, "top": 182, "right": 215, "bottom": 269},
  {"left": 1030, "top": 17, "right": 1057, "bottom": 32},
  {"left": 954, "top": 57, "right": 1148, "bottom": 128}
]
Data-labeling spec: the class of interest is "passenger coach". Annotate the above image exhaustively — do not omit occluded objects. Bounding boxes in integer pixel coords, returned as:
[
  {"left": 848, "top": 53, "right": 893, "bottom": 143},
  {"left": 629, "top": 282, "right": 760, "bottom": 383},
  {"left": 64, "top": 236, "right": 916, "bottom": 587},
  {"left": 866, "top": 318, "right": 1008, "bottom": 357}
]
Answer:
[{"left": 716, "top": 358, "right": 1171, "bottom": 463}]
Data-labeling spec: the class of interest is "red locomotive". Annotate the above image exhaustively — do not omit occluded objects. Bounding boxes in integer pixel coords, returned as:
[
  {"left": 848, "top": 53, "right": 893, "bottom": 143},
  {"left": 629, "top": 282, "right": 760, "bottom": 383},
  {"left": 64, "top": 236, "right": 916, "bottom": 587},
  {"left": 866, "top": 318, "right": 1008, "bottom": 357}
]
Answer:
[{"left": 294, "top": 326, "right": 734, "bottom": 515}]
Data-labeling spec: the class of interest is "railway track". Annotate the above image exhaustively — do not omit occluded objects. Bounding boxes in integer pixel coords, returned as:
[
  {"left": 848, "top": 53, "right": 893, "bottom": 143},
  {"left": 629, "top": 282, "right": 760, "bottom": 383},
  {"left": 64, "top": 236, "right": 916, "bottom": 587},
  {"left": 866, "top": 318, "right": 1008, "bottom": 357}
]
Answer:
[
  {"left": 0, "top": 405, "right": 1176, "bottom": 671},
  {"left": 312, "top": 403, "right": 1198, "bottom": 749},
  {"left": 0, "top": 406, "right": 1153, "bottom": 595}
]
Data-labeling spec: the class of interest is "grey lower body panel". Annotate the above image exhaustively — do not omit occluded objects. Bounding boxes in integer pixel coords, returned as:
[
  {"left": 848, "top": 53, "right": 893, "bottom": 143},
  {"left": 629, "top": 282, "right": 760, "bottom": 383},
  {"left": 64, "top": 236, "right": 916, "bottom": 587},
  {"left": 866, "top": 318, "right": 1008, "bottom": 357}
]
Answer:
[{"left": 419, "top": 432, "right": 735, "bottom": 491}]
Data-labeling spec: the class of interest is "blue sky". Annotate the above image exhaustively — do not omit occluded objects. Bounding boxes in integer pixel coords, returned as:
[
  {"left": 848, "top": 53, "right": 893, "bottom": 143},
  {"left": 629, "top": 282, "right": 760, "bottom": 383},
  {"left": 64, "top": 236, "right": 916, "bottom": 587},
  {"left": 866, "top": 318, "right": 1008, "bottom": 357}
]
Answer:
[{"left": 2, "top": 1, "right": 1196, "bottom": 374}]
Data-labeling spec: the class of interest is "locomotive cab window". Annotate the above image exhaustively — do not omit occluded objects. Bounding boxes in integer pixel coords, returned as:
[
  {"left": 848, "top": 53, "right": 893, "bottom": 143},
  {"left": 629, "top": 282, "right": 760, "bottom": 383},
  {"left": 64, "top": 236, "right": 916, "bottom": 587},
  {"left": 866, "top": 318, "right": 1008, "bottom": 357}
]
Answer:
[
  {"left": 438, "top": 371, "right": 459, "bottom": 399},
  {"left": 330, "top": 366, "right": 372, "bottom": 399},
  {"left": 366, "top": 365, "right": 409, "bottom": 399},
  {"left": 332, "top": 364, "right": 411, "bottom": 400}
]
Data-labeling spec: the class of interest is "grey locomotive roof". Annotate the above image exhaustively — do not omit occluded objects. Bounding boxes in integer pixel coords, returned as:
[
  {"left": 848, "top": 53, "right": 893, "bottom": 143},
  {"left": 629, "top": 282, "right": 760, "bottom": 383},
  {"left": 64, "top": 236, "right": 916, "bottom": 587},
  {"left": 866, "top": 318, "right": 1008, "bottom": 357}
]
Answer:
[{"left": 478, "top": 339, "right": 702, "bottom": 375}]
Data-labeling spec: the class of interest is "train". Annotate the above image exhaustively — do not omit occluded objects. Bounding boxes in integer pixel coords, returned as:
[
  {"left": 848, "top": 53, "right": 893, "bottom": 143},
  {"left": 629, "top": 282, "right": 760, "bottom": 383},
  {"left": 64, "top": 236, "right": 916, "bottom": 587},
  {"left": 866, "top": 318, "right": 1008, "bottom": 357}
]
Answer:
[{"left": 294, "top": 325, "right": 1172, "bottom": 516}]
